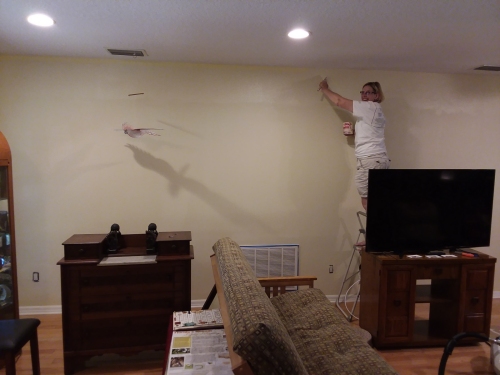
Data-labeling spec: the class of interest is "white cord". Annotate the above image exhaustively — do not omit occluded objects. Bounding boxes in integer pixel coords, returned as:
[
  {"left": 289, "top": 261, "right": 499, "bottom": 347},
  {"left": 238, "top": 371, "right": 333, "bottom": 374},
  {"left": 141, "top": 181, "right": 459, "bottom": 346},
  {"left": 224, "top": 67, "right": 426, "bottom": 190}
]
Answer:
[{"left": 344, "top": 279, "right": 360, "bottom": 320}]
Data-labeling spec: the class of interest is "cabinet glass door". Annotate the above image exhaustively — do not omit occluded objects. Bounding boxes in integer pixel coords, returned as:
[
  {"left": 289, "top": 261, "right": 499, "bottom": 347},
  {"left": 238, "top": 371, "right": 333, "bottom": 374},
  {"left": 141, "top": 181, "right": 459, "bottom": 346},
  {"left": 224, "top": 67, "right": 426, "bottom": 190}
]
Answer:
[{"left": 0, "top": 166, "right": 14, "bottom": 319}]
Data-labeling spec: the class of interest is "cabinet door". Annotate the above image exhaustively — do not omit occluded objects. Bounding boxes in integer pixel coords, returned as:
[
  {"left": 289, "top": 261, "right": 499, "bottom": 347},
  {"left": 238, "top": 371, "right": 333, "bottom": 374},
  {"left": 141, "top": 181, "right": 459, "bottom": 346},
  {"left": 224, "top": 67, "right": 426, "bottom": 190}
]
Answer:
[
  {"left": 0, "top": 132, "right": 18, "bottom": 320},
  {"left": 379, "top": 267, "right": 414, "bottom": 342},
  {"left": 460, "top": 263, "right": 495, "bottom": 334}
]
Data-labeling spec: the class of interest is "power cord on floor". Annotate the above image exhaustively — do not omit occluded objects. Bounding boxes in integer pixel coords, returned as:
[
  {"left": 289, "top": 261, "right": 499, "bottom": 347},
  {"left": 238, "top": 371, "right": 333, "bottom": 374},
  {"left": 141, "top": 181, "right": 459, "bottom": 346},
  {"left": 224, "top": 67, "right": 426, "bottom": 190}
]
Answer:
[{"left": 439, "top": 332, "right": 491, "bottom": 375}]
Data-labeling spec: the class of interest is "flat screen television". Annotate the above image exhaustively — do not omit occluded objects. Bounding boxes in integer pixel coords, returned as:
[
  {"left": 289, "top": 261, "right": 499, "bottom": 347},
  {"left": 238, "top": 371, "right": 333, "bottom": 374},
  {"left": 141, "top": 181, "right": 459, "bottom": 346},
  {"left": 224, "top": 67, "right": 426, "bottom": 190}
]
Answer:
[{"left": 365, "top": 169, "right": 496, "bottom": 255}]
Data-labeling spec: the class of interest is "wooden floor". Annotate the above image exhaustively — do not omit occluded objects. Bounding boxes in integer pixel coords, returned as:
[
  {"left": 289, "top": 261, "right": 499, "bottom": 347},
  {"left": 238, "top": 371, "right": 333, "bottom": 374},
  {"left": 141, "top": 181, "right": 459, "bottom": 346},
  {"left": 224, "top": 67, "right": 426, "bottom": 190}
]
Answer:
[{"left": 2, "top": 300, "right": 500, "bottom": 375}]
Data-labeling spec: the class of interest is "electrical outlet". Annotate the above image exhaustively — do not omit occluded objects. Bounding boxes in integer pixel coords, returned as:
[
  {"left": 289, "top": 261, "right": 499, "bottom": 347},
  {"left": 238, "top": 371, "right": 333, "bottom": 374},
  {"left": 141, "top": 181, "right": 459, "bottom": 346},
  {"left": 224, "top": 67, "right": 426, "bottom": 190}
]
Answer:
[
  {"left": 33, "top": 272, "right": 39, "bottom": 282},
  {"left": 329, "top": 265, "right": 334, "bottom": 273}
]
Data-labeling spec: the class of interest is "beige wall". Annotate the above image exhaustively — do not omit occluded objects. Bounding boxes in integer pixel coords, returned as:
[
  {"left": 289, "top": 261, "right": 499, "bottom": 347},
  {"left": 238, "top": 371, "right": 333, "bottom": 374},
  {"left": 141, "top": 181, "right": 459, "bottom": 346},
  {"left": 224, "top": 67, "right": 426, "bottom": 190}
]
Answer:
[{"left": 1, "top": 56, "right": 499, "bottom": 307}]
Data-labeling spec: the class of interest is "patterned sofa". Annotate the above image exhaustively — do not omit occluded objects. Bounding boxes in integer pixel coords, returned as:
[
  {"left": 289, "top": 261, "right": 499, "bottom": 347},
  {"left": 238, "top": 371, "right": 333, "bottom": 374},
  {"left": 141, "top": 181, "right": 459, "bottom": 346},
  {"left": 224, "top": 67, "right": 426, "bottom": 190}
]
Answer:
[{"left": 210, "top": 237, "right": 398, "bottom": 375}]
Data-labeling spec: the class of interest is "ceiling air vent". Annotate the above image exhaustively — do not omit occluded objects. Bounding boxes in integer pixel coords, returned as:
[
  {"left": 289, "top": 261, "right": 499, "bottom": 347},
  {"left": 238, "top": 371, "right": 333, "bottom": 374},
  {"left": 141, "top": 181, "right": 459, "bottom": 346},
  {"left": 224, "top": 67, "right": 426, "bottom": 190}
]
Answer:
[
  {"left": 107, "top": 49, "right": 147, "bottom": 57},
  {"left": 474, "top": 65, "right": 500, "bottom": 72}
]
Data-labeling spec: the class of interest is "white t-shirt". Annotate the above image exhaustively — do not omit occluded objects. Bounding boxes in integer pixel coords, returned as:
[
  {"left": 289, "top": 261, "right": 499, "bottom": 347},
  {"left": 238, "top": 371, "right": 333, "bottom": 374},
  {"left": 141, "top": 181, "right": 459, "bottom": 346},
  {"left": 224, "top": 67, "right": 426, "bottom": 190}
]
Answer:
[{"left": 352, "top": 100, "right": 387, "bottom": 158}]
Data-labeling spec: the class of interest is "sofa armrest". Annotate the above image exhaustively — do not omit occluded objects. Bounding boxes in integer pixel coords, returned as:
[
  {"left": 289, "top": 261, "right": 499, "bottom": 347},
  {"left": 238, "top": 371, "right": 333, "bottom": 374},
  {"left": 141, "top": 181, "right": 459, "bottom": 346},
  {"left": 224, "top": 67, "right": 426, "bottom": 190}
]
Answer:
[
  {"left": 211, "top": 255, "right": 316, "bottom": 374},
  {"left": 210, "top": 254, "right": 254, "bottom": 375},
  {"left": 258, "top": 276, "right": 317, "bottom": 297}
]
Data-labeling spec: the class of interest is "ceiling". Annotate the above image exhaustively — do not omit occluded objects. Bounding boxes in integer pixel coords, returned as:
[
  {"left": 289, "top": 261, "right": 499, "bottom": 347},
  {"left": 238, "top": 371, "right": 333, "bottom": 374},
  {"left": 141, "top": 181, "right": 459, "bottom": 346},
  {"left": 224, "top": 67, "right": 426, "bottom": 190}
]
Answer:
[{"left": 1, "top": 0, "right": 500, "bottom": 75}]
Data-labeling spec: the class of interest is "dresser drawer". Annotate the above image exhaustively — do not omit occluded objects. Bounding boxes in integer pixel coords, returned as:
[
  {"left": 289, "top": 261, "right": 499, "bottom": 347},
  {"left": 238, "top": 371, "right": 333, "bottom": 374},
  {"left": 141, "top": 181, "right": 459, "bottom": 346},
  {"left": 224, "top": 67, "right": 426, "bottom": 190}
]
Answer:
[
  {"left": 415, "top": 265, "right": 459, "bottom": 279},
  {"left": 80, "top": 291, "right": 174, "bottom": 320},
  {"left": 78, "top": 263, "right": 187, "bottom": 296},
  {"left": 64, "top": 243, "right": 103, "bottom": 260},
  {"left": 157, "top": 240, "right": 190, "bottom": 256},
  {"left": 62, "top": 234, "right": 107, "bottom": 260},
  {"left": 156, "top": 231, "right": 191, "bottom": 255},
  {"left": 79, "top": 315, "right": 170, "bottom": 350}
]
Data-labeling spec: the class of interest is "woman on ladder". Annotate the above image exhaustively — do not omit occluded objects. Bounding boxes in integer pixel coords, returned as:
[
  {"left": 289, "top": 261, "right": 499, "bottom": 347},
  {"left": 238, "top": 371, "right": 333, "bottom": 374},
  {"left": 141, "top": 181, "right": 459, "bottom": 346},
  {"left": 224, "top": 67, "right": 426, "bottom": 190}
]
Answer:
[{"left": 317, "top": 78, "right": 390, "bottom": 211}]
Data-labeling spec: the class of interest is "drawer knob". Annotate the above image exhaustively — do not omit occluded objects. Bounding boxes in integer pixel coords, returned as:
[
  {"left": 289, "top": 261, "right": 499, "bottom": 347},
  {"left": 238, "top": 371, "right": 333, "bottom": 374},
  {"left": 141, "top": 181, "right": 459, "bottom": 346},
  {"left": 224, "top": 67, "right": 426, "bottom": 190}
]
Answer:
[
  {"left": 471, "top": 296, "right": 480, "bottom": 304},
  {"left": 79, "top": 248, "right": 85, "bottom": 254}
]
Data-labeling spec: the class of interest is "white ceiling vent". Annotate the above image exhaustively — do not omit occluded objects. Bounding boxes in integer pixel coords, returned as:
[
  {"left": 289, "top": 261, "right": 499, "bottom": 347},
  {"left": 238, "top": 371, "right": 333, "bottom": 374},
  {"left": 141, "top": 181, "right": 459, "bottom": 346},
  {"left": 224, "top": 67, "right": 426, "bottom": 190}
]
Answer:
[
  {"left": 474, "top": 65, "right": 500, "bottom": 72},
  {"left": 107, "top": 49, "right": 147, "bottom": 57}
]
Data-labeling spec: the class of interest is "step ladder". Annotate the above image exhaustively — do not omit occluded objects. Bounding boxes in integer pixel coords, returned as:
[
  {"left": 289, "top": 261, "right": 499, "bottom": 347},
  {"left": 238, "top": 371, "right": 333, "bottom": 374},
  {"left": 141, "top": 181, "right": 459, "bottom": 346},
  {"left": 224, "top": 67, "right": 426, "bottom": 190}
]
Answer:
[{"left": 335, "top": 211, "right": 366, "bottom": 321}]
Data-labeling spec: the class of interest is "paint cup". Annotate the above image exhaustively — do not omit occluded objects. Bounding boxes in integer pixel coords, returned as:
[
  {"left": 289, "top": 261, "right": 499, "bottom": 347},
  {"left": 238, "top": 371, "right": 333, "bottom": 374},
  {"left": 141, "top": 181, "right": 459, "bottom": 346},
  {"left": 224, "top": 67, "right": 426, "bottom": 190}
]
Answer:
[{"left": 343, "top": 122, "right": 354, "bottom": 136}]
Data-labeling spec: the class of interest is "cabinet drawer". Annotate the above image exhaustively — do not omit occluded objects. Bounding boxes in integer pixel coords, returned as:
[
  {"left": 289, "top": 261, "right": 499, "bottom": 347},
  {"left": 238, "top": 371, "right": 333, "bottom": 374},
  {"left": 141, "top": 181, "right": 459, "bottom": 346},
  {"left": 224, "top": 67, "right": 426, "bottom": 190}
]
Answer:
[
  {"left": 464, "top": 314, "right": 486, "bottom": 333},
  {"left": 464, "top": 289, "right": 487, "bottom": 315},
  {"left": 79, "top": 315, "right": 170, "bottom": 350},
  {"left": 80, "top": 292, "right": 174, "bottom": 320},
  {"left": 386, "top": 269, "right": 412, "bottom": 292},
  {"left": 62, "top": 234, "right": 106, "bottom": 260},
  {"left": 465, "top": 269, "right": 489, "bottom": 290},
  {"left": 78, "top": 263, "right": 187, "bottom": 296},
  {"left": 157, "top": 240, "right": 190, "bottom": 256},
  {"left": 384, "top": 316, "right": 410, "bottom": 338},
  {"left": 64, "top": 243, "right": 103, "bottom": 260},
  {"left": 385, "top": 292, "right": 411, "bottom": 316},
  {"left": 415, "top": 265, "right": 458, "bottom": 279}
]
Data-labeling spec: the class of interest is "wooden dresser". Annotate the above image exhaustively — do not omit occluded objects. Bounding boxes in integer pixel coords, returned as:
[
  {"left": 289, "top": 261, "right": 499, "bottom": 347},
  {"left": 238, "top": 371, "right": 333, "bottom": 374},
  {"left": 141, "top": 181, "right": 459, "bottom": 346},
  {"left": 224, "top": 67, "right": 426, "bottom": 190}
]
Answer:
[
  {"left": 360, "top": 250, "right": 496, "bottom": 349},
  {"left": 58, "top": 231, "right": 193, "bottom": 375}
]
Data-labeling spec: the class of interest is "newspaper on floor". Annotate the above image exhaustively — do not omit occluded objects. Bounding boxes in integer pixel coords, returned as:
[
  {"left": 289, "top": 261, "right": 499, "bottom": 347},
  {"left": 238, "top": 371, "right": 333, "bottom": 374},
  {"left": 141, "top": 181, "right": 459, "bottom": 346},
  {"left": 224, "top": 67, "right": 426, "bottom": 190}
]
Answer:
[
  {"left": 165, "top": 329, "right": 232, "bottom": 375},
  {"left": 173, "top": 309, "right": 223, "bottom": 331}
]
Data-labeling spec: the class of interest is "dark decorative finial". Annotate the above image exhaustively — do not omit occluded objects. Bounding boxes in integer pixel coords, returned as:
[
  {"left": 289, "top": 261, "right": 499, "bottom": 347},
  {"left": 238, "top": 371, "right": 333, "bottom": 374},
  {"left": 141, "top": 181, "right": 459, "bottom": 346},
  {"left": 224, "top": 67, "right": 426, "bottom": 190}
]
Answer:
[
  {"left": 146, "top": 223, "right": 158, "bottom": 254},
  {"left": 106, "top": 223, "right": 121, "bottom": 254}
]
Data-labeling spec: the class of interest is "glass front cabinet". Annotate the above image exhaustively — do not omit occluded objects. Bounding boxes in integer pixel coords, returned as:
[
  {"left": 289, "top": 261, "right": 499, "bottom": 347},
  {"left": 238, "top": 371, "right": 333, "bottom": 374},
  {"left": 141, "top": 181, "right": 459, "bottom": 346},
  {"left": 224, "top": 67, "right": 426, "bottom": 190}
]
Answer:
[{"left": 0, "top": 131, "right": 18, "bottom": 320}]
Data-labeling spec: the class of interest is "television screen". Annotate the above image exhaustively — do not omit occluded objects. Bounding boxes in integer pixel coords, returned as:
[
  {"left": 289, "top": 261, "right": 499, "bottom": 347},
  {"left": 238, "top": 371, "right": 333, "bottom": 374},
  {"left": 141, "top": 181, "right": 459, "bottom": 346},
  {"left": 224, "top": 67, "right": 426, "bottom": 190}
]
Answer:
[{"left": 365, "top": 169, "right": 495, "bottom": 254}]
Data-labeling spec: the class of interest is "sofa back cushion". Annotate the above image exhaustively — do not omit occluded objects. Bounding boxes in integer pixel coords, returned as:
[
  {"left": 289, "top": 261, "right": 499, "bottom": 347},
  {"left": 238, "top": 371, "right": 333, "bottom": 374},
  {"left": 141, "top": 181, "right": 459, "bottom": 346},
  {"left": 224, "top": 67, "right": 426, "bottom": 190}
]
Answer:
[
  {"left": 212, "top": 237, "right": 307, "bottom": 375},
  {"left": 271, "top": 288, "right": 398, "bottom": 374}
]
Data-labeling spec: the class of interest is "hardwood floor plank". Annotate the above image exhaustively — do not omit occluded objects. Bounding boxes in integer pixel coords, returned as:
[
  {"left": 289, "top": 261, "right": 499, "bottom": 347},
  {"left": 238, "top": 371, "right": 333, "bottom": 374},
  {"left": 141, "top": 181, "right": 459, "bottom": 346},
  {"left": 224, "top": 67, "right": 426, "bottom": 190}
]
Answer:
[
  {"left": 2, "top": 300, "right": 500, "bottom": 374},
  {"left": 352, "top": 300, "right": 499, "bottom": 375},
  {"left": 0, "top": 314, "right": 165, "bottom": 375}
]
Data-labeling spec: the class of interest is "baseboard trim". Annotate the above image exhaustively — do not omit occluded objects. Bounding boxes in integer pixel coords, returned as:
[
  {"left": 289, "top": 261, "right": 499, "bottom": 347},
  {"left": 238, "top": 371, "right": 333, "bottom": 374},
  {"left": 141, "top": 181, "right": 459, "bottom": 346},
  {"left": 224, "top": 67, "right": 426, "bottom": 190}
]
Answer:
[
  {"left": 328, "top": 291, "right": 500, "bottom": 303},
  {"left": 20, "top": 299, "right": 208, "bottom": 316},
  {"left": 20, "top": 292, "right": 500, "bottom": 315},
  {"left": 327, "top": 295, "right": 357, "bottom": 303},
  {"left": 20, "top": 305, "right": 62, "bottom": 315},
  {"left": 191, "top": 299, "right": 206, "bottom": 309}
]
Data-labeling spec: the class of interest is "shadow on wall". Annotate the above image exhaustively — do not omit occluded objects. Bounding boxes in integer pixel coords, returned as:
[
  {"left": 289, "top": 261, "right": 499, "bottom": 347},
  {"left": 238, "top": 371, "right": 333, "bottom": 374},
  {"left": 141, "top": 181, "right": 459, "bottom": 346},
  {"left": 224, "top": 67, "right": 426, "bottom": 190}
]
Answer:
[
  {"left": 125, "top": 144, "right": 272, "bottom": 232},
  {"left": 383, "top": 97, "right": 420, "bottom": 168}
]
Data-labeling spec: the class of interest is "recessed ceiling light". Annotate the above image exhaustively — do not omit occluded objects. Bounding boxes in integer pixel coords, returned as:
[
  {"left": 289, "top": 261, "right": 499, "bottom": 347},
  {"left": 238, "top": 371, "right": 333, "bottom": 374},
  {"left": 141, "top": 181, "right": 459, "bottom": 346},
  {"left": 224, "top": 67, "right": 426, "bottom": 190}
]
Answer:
[
  {"left": 288, "top": 29, "right": 310, "bottom": 39},
  {"left": 27, "top": 13, "right": 55, "bottom": 27}
]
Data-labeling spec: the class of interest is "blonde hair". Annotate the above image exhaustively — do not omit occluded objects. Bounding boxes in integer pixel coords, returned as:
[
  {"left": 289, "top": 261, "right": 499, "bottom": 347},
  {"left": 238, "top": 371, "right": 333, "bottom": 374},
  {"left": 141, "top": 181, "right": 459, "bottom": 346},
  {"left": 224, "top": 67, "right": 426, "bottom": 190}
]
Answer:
[{"left": 363, "top": 82, "right": 384, "bottom": 103}]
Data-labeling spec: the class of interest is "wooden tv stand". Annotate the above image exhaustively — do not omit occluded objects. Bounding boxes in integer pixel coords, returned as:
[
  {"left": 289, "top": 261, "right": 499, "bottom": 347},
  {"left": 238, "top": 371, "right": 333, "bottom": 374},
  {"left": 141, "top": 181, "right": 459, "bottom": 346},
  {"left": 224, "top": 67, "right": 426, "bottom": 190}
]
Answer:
[{"left": 359, "top": 250, "right": 496, "bottom": 349}]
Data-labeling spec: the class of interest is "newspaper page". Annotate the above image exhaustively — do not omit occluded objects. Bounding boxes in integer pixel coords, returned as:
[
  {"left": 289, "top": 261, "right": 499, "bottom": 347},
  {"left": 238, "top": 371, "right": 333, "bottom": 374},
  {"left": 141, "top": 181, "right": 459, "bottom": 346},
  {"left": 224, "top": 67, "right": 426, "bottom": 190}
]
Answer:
[
  {"left": 165, "top": 329, "right": 232, "bottom": 375},
  {"left": 173, "top": 309, "right": 223, "bottom": 331}
]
